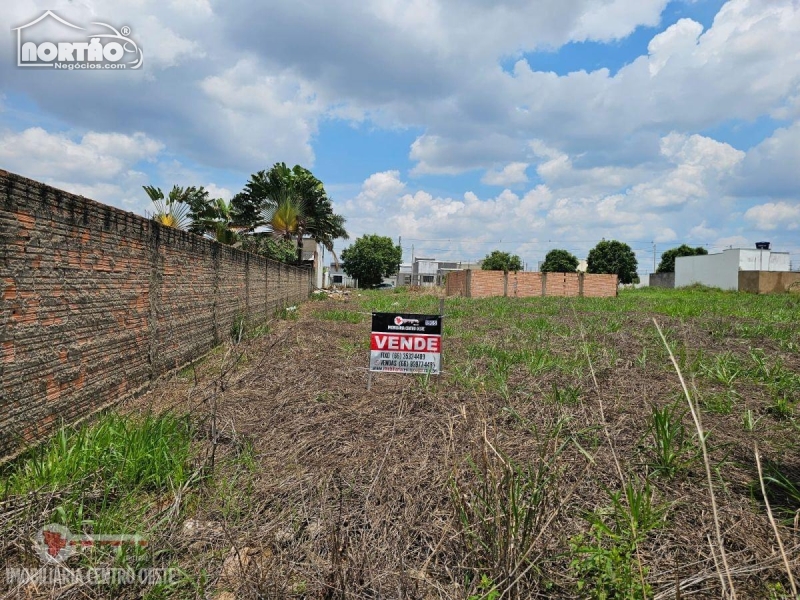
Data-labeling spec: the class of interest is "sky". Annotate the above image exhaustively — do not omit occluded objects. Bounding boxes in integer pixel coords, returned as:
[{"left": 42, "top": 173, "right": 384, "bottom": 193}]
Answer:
[{"left": 1, "top": 0, "right": 799, "bottom": 274}]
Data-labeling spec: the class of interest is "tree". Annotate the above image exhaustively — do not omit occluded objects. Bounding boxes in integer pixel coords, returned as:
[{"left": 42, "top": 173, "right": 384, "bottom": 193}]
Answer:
[
  {"left": 143, "top": 185, "right": 240, "bottom": 245},
  {"left": 540, "top": 249, "right": 579, "bottom": 273},
  {"left": 240, "top": 234, "right": 297, "bottom": 263},
  {"left": 143, "top": 185, "right": 194, "bottom": 230},
  {"left": 657, "top": 245, "right": 708, "bottom": 273},
  {"left": 586, "top": 240, "right": 638, "bottom": 284},
  {"left": 341, "top": 235, "right": 402, "bottom": 288},
  {"left": 481, "top": 250, "right": 523, "bottom": 273},
  {"left": 232, "top": 163, "right": 348, "bottom": 264}
]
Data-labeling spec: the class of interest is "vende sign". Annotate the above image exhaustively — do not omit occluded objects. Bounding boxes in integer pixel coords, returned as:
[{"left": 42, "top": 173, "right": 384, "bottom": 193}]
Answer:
[{"left": 370, "top": 312, "right": 442, "bottom": 374}]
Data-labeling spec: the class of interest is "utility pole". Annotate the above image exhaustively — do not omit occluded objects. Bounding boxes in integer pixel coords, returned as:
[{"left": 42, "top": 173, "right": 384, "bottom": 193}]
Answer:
[
  {"left": 398, "top": 236, "right": 402, "bottom": 262},
  {"left": 653, "top": 242, "right": 656, "bottom": 273}
]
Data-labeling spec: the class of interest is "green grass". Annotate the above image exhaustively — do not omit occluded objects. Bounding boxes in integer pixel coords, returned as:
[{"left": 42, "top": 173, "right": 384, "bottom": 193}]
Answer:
[
  {"left": 316, "top": 308, "right": 364, "bottom": 323},
  {"left": 3, "top": 412, "right": 193, "bottom": 495},
  {"left": 2, "top": 412, "right": 195, "bottom": 534}
]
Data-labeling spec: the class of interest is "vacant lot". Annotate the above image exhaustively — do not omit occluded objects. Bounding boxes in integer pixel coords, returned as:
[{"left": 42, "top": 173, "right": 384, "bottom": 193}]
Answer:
[{"left": 3, "top": 287, "right": 800, "bottom": 599}]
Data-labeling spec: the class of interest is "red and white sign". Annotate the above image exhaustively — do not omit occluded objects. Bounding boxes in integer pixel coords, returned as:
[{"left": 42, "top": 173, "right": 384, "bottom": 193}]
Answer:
[{"left": 369, "top": 313, "right": 441, "bottom": 374}]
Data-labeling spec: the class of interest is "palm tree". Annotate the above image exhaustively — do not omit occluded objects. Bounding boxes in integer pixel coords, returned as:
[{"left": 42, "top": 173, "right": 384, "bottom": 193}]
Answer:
[
  {"left": 144, "top": 185, "right": 241, "bottom": 246},
  {"left": 234, "top": 163, "right": 348, "bottom": 264},
  {"left": 143, "top": 185, "right": 192, "bottom": 230}
]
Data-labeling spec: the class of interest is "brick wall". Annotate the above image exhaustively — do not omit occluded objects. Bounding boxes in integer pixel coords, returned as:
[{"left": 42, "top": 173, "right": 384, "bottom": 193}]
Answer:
[
  {"left": 445, "top": 270, "right": 467, "bottom": 296},
  {"left": 1, "top": 170, "right": 311, "bottom": 460},
  {"left": 445, "top": 270, "right": 618, "bottom": 298},
  {"left": 738, "top": 271, "right": 800, "bottom": 294},
  {"left": 468, "top": 270, "right": 506, "bottom": 298}
]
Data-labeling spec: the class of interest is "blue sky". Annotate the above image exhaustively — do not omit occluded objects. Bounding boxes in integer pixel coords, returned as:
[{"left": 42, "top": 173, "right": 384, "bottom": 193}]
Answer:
[{"left": 1, "top": 0, "right": 799, "bottom": 273}]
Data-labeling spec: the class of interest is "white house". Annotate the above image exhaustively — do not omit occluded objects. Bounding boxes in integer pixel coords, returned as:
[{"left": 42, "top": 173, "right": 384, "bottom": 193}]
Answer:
[
  {"left": 327, "top": 262, "right": 357, "bottom": 287},
  {"left": 675, "top": 248, "right": 790, "bottom": 291},
  {"left": 397, "top": 258, "right": 482, "bottom": 287}
]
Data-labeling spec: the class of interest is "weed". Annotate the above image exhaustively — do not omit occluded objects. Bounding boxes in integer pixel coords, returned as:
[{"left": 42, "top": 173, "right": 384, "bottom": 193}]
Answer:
[
  {"left": 701, "top": 389, "right": 738, "bottom": 415},
  {"left": 277, "top": 305, "right": 299, "bottom": 320},
  {"left": 569, "top": 478, "right": 665, "bottom": 600},
  {"left": 451, "top": 425, "right": 567, "bottom": 595},
  {"left": 230, "top": 313, "right": 246, "bottom": 343},
  {"left": 1, "top": 412, "right": 196, "bottom": 542},
  {"left": 3, "top": 412, "right": 193, "bottom": 495},
  {"left": 758, "top": 462, "right": 800, "bottom": 521},
  {"left": 468, "top": 574, "right": 500, "bottom": 600},
  {"left": 742, "top": 408, "right": 763, "bottom": 432},
  {"left": 768, "top": 395, "right": 794, "bottom": 420},
  {"left": 249, "top": 321, "right": 271, "bottom": 338},
  {"left": 549, "top": 383, "right": 582, "bottom": 406},
  {"left": 698, "top": 352, "right": 742, "bottom": 387},
  {"left": 641, "top": 402, "right": 700, "bottom": 478},
  {"left": 635, "top": 347, "right": 648, "bottom": 369}
]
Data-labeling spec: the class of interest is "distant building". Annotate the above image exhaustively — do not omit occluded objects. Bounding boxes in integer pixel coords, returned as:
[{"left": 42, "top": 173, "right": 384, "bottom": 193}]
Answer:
[
  {"left": 300, "top": 239, "right": 324, "bottom": 288},
  {"left": 675, "top": 247, "right": 790, "bottom": 291},
  {"left": 396, "top": 263, "right": 413, "bottom": 286},
  {"left": 327, "top": 262, "right": 357, "bottom": 287},
  {"left": 397, "top": 258, "right": 482, "bottom": 287}
]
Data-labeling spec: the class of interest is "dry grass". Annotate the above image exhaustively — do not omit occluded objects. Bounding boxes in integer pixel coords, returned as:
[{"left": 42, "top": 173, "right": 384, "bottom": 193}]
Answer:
[{"left": 2, "top": 287, "right": 800, "bottom": 599}]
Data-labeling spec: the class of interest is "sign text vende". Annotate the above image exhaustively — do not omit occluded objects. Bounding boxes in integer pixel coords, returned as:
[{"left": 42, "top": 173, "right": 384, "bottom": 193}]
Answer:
[{"left": 370, "top": 334, "right": 441, "bottom": 353}]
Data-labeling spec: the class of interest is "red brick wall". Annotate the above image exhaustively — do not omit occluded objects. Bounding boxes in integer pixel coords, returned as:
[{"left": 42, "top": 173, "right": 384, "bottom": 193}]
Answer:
[
  {"left": 445, "top": 270, "right": 618, "bottom": 299},
  {"left": 469, "top": 270, "right": 505, "bottom": 298},
  {"left": 545, "top": 272, "right": 580, "bottom": 297},
  {"left": 445, "top": 270, "right": 467, "bottom": 296},
  {"left": 508, "top": 272, "right": 543, "bottom": 297},
  {"left": 1, "top": 170, "right": 311, "bottom": 460},
  {"left": 582, "top": 273, "right": 618, "bottom": 297}
]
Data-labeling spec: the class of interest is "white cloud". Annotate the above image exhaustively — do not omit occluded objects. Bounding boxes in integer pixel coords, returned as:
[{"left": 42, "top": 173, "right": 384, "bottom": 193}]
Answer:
[
  {"left": 205, "top": 183, "right": 233, "bottom": 200},
  {"left": 647, "top": 18, "right": 704, "bottom": 76},
  {"left": 199, "top": 59, "right": 323, "bottom": 169},
  {"left": 734, "top": 121, "right": 800, "bottom": 197},
  {"left": 135, "top": 15, "right": 204, "bottom": 69},
  {"left": 744, "top": 202, "right": 800, "bottom": 230},
  {"left": 481, "top": 162, "right": 529, "bottom": 186},
  {"left": 0, "top": 128, "right": 163, "bottom": 181},
  {"left": 689, "top": 220, "right": 717, "bottom": 239}
]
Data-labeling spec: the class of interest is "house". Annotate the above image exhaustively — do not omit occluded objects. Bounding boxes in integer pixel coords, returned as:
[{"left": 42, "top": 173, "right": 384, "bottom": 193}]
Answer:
[
  {"left": 300, "top": 239, "right": 325, "bottom": 289},
  {"left": 327, "top": 262, "right": 357, "bottom": 288},
  {"left": 397, "top": 258, "right": 482, "bottom": 287},
  {"left": 675, "top": 246, "right": 798, "bottom": 292}
]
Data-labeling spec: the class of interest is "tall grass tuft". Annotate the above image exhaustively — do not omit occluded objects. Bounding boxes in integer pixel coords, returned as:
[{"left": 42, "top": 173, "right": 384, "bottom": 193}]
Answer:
[
  {"left": 451, "top": 421, "right": 569, "bottom": 598},
  {"left": 3, "top": 412, "right": 194, "bottom": 496}
]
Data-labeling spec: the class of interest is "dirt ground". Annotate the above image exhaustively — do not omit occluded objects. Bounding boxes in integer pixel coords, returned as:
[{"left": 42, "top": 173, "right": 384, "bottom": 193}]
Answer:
[
  {"left": 5, "top": 289, "right": 800, "bottom": 599},
  {"left": 115, "top": 289, "right": 799, "bottom": 599}
]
